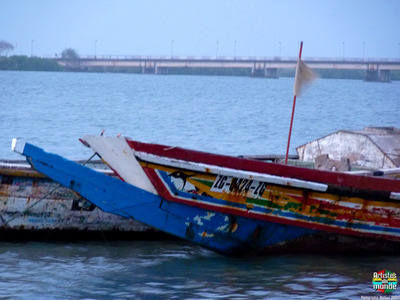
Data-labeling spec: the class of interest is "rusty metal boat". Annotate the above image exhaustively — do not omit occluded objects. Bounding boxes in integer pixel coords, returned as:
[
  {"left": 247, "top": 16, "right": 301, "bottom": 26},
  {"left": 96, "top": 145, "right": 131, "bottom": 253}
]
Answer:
[{"left": 0, "top": 159, "right": 156, "bottom": 240}]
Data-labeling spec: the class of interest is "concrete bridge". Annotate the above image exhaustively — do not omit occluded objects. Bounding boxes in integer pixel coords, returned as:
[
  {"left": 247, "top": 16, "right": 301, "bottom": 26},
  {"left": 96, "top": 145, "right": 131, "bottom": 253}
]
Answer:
[{"left": 56, "top": 56, "right": 400, "bottom": 82}]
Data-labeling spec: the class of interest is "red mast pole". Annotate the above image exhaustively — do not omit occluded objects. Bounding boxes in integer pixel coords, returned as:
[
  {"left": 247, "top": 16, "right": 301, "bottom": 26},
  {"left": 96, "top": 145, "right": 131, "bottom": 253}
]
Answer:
[{"left": 285, "top": 41, "right": 303, "bottom": 165}]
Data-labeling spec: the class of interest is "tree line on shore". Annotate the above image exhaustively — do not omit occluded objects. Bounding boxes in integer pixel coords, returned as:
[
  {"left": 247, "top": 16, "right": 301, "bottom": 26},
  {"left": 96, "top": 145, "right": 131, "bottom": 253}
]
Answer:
[
  {"left": 0, "top": 45, "right": 76, "bottom": 71},
  {"left": 0, "top": 55, "right": 61, "bottom": 71}
]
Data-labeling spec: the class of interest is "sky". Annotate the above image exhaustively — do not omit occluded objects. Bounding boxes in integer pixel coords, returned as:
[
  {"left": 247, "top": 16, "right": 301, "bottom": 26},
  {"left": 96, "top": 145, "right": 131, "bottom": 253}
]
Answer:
[{"left": 1, "top": 0, "right": 400, "bottom": 59}]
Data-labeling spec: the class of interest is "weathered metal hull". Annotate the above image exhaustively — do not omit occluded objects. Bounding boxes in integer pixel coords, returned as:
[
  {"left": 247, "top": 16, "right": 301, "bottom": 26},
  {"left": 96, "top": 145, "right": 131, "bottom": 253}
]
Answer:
[
  {"left": 0, "top": 161, "right": 156, "bottom": 239},
  {"left": 12, "top": 137, "right": 400, "bottom": 255},
  {"left": 297, "top": 127, "right": 400, "bottom": 169}
]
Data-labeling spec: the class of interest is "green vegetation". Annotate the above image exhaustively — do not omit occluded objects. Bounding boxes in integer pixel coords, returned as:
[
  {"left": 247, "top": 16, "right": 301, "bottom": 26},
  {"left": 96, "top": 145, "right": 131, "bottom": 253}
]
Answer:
[
  {"left": 0, "top": 46, "right": 78, "bottom": 72},
  {"left": 0, "top": 55, "right": 61, "bottom": 71},
  {"left": 78, "top": 65, "right": 143, "bottom": 73},
  {"left": 279, "top": 68, "right": 365, "bottom": 79},
  {"left": 61, "top": 48, "right": 80, "bottom": 60},
  {"left": 76, "top": 65, "right": 399, "bottom": 81},
  {"left": 166, "top": 67, "right": 252, "bottom": 76},
  {"left": 316, "top": 69, "right": 365, "bottom": 79},
  {"left": 0, "top": 40, "right": 14, "bottom": 56},
  {"left": 390, "top": 71, "right": 400, "bottom": 81}
]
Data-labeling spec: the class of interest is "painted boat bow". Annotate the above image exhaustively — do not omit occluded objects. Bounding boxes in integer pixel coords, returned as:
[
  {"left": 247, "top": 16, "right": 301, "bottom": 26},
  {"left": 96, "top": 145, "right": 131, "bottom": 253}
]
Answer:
[
  {"left": 13, "top": 139, "right": 318, "bottom": 255},
  {"left": 13, "top": 136, "right": 400, "bottom": 254}
]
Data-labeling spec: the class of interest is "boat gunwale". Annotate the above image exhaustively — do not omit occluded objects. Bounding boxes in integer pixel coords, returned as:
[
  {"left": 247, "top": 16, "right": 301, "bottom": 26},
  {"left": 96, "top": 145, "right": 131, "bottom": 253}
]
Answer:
[
  {"left": 126, "top": 139, "right": 400, "bottom": 193},
  {"left": 0, "top": 160, "right": 115, "bottom": 179}
]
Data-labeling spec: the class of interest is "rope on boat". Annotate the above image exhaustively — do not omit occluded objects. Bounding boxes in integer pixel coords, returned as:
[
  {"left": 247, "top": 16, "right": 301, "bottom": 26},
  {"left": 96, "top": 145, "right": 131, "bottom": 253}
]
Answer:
[{"left": 0, "top": 214, "right": 7, "bottom": 226}]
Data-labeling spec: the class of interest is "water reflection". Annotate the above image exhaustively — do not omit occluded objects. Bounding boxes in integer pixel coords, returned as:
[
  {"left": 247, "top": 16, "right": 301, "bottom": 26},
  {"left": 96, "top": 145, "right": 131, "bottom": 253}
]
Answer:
[{"left": 0, "top": 241, "right": 397, "bottom": 299}]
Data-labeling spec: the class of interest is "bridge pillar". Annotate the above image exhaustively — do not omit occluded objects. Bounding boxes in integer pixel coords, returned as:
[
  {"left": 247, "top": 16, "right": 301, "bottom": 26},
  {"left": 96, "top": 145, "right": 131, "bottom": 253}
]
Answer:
[
  {"left": 142, "top": 62, "right": 156, "bottom": 74},
  {"left": 251, "top": 68, "right": 265, "bottom": 77},
  {"left": 251, "top": 68, "right": 277, "bottom": 78},
  {"left": 265, "top": 68, "right": 278, "bottom": 78},
  {"left": 365, "top": 66, "right": 391, "bottom": 82},
  {"left": 379, "top": 70, "right": 391, "bottom": 82},
  {"left": 155, "top": 67, "right": 169, "bottom": 75},
  {"left": 365, "top": 69, "right": 379, "bottom": 81}
]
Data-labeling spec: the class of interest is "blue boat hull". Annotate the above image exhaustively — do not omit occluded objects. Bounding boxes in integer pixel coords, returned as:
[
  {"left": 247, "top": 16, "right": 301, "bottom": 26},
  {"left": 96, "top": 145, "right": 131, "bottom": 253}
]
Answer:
[{"left": 16, "top": 142, "right": 317, "bottom": 255}]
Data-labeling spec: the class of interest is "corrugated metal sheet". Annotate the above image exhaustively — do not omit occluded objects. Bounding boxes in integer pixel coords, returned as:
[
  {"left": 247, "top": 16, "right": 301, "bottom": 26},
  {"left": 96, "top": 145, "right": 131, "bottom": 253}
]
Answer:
[{"left": 296, "top": 127, "right": 400, "bottom": 169}]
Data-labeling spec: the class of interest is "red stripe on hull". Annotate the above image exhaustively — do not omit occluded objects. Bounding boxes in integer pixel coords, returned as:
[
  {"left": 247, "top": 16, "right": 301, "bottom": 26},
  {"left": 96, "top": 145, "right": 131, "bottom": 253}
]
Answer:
[{"left": 142, "top": 167, "right": 400, "bottom": 242}]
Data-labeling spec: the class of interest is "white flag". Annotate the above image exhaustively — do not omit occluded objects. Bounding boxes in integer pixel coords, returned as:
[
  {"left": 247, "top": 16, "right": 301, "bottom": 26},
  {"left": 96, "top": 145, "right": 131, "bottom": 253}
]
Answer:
[{"left": 293, "top": 59, "right": 318, "bottom": 97}]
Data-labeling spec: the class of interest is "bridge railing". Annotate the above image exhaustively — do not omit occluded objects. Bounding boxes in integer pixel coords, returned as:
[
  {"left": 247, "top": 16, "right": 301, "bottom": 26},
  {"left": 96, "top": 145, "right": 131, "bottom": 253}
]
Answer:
[
  {"left": 42, "top": 52, "right": 400, "bottom": 63},
  {"left": 52, "top": 55, "right": 400, "bottom": 63}
]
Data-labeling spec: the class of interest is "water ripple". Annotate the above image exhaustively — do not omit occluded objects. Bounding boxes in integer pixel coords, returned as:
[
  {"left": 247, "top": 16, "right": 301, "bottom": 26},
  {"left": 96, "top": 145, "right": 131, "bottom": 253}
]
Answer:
[{"left": 1, "top": 72, "right": 400, "bottom": 299}]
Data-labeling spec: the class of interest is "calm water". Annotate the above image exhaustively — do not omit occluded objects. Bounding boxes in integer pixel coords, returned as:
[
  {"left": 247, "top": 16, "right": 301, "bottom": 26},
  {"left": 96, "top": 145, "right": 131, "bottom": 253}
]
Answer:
[{"left": 1, "top": 70, "right": 400, "bottom": 299}]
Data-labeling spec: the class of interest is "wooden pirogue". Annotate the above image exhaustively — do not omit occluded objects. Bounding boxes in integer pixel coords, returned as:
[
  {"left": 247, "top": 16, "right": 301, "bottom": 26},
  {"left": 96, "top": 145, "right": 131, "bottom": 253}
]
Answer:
[{"left": 11, "top": 136, "right": 400, "bottom": 255}]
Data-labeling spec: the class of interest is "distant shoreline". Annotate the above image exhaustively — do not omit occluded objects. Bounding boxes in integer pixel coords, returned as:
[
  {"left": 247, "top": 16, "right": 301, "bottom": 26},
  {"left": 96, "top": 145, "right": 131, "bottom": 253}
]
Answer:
[{"left": 1, "top": 55, "right": 399, "bottom": 81}]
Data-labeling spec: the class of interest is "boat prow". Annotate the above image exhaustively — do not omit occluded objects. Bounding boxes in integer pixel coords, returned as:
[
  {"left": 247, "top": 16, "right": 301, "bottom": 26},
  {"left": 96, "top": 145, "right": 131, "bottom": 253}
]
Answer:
[{"left": 12, "top": 137, "right": 400, "bottom": 255}]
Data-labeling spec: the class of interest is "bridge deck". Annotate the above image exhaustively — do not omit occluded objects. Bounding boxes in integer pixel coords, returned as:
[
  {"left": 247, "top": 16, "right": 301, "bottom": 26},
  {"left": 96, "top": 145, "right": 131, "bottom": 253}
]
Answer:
[{"left": 56, "top": 56, "right": 400, "bottom": 71}]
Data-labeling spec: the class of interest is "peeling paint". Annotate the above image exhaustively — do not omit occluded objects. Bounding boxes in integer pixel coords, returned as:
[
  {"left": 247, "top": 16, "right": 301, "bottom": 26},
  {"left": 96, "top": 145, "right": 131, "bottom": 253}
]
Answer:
[
  {"left": 230, "top": 222, "right": 238, "bottom": 233},
  {"left": 193, "top": 212, "right": 215, "bottom": 226},
  {"left": 193, "top": 215, "right": 204, "bottom": 226},
  {"left": 203, "top": 212, "right": 215, "bottom": 220},
  {"left": 0, "top": 162, "right": 154, "bottom": 233},
  {"left": 216, "top": 224, "right": 229, "bottom": 231},
  {"left": 199, "top": 231, "right": 214, "bottom": 238}
]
